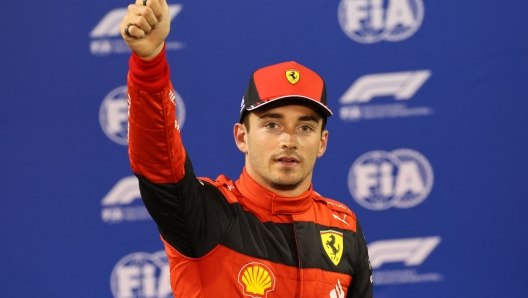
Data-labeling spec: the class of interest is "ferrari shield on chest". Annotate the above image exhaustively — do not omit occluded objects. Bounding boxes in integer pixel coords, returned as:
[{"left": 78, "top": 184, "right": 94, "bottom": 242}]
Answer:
[{"left": 321, "top": 230, "right": 344, "bottom": 266}]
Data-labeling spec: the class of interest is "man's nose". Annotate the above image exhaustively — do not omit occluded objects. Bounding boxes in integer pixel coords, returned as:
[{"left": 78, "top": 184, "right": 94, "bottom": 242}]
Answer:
[{"left": 280, "top": 132, "right": 297, "bottom": 150}]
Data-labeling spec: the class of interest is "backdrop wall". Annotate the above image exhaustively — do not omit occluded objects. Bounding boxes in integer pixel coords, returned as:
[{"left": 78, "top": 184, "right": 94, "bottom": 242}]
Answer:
[{"left": 1, "top": 1, "right": 527, "bottom": 297}]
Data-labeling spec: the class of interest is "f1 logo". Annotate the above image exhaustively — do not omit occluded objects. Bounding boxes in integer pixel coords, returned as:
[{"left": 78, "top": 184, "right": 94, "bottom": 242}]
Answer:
[
  {"left": 368, "top": 236, "right": 441, "bottom": 269},
  {"left": 101, "top": 176, "right": 141, "bottom": 207},
  {"left": 340, "top": 70, "right": 431, "bottom": 104}
]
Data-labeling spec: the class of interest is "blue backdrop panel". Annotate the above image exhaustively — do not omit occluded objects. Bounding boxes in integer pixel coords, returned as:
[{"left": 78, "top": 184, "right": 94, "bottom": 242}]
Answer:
[{"left": 1, "top": 0, "right": 527, "bottom": 297}]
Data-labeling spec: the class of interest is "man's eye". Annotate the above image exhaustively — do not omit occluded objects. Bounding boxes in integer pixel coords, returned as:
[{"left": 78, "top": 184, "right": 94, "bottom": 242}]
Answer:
[
  {"left": 301, "top": 125, "right": 313, "bottom": 132},
  {"left": 266, "top": 123, "right": 278, "bottom": 129}
]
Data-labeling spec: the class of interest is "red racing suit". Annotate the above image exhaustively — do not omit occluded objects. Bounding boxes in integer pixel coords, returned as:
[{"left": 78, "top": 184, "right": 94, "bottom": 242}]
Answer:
[{"left": 127, "top": 46, "right": 373, "bottom": 298}]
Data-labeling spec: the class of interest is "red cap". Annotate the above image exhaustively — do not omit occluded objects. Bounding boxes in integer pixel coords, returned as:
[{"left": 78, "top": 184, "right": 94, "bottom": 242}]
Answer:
[{"left": 240, "top": 61, "right": 332, "bottom": 121}]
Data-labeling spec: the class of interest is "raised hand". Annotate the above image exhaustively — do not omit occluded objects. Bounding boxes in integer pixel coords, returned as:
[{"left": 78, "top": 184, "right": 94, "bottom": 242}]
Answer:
[{"left": 120, "top": 0, "right": 170, "bottom": 59}]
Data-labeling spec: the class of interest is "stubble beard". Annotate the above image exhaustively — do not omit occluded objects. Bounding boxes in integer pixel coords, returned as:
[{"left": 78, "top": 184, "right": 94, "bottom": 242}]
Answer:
[
  {"left": 267, "top": 167, "right": 305, "bottom": 191},
  {"left": 248, "top": 152, "right": 310, "bottom": 191}
]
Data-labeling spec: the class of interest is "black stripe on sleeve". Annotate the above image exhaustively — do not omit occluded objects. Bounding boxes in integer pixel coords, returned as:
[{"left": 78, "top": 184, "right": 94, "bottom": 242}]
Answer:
[{"left": 136, "top": 151, "right": 234, "bottom": 258}]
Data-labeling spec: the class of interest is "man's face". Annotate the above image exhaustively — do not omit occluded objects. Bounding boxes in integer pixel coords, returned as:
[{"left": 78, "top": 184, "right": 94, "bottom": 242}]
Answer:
[{"left": 234, "top": 104, "right": 329, "bottom": 194}]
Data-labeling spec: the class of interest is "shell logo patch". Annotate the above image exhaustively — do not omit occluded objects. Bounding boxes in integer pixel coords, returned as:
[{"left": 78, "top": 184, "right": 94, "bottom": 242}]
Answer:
[
  {"left": 321, "top": 230, "right": 344, "bottom": 266},
  {"left": 286, "top": 69, "right": 300, "bottom": 84},
  {"left": 238, "top": 262, "right": 276, "bottom": 298}
]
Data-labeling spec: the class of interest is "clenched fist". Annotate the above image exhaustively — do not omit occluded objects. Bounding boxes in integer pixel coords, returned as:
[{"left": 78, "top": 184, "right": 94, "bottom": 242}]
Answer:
[{"left": 120, "top": 0, "right": 170, "bottom": 59}]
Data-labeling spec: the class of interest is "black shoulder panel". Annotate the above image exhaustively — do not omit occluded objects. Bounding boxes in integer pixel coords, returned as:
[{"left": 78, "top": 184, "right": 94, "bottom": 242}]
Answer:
[{"left": 136, "top": 151, "right": 234, "bottom": 258}]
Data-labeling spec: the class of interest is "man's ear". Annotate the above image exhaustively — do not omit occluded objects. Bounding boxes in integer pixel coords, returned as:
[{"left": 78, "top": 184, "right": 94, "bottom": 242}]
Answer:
[
  {"left": 234, "top": 123, "right": 248, "bottom": 154},
  {"left": 317, "top": 129, "right": 329, "bottom": 158}
]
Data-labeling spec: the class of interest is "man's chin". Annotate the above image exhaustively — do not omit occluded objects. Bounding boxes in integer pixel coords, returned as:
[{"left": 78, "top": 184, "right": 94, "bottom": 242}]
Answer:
[
  {"left": 269, "top": 182, "right": 300, "bottom": 191},
  {"left": 268, "top": 175, "right": 304, "bottom": 190}
]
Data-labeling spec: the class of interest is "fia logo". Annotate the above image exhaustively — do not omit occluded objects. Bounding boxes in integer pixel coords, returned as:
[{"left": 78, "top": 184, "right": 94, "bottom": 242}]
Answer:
[
  {"left": 99, "top": 86, "right": 186, "bottom": 146},
  {"left": 99, "top": 86, "right": 128, "bottom": 145},
  {"left": 110, "top": 251, "right": 172, "bottom": 298},
  {"left": 90, "top": 5, "right": 184, "bottom": 55},
  {"left": 348, "top": 149, "right": 433, "bottom": 210},
  {"left": 338, "top": 0, "right": 424, "bottom": 44}
]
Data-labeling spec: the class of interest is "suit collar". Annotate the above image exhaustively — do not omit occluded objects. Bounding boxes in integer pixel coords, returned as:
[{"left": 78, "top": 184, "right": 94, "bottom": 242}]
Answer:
[{"left": 235, "top": 167, "right": 313, "bottom": 215}]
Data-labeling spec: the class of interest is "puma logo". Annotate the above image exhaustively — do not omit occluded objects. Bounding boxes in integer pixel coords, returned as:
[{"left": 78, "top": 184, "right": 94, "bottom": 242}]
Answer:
[{"left": 332, "top": 214, "right": 349, "bottom": 226}]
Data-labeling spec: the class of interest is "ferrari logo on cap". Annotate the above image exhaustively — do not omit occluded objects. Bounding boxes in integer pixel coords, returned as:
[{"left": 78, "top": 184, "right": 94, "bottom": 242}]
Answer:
[
  {"left": 321, "top": 230, "right": 344, "bottom": 266},
  {"left": 286, "top": 69, "right": 300, "bottom": 84}
]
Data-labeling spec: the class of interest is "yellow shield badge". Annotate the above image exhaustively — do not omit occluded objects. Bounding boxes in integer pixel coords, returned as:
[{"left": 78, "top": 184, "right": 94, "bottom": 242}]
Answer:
[
  {"left": 286, "top": 69, "right": 300, "bottom": 84},
  {"left": 321, "top": 230, "right": 344, "bottom": 266}
]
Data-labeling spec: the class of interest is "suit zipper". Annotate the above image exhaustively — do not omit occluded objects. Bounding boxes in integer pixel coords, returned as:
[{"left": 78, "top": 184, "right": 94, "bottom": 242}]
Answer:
[{"left": 292, "top": 215, "right": 303, "bottom": 298}]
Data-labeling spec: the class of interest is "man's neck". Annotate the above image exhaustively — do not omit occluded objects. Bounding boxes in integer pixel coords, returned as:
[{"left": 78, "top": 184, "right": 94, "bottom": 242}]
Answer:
[{"left": 244, "top": 167, "right": 312, "bottom": 197}]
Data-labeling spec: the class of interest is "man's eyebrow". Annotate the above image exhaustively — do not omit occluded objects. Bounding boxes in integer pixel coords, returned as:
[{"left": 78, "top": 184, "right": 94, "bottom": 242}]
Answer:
[
  {"left": 258, "top": 113, "right": 284, "bottom": 119},
  {"left": 298, "top": 115, "right": 320, "bottom": 123},
  {"left": 259, "top": 113, "right": 320, "bottom": 124}
]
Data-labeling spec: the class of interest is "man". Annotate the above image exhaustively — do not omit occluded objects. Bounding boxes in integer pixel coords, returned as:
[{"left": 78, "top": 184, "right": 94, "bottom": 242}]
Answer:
[{"left": 120, "top": 0, "right": 373, "bottom": 297}]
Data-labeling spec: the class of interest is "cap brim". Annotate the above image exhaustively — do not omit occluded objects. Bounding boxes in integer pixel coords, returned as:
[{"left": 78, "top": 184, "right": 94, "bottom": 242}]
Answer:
[{"left": 245, "top": 95, "right": 333, "bottom": 117}]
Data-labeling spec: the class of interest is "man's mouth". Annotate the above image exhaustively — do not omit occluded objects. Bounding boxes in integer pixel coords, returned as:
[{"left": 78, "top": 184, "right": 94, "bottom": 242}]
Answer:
[{"left": 275, "top": 156, "right": 300, "bottom": 166}]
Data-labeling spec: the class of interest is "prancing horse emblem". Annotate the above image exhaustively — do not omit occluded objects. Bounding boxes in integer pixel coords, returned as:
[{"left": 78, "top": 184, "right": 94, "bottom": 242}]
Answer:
[
  {"left": 320, "top": 230, "right": 344, "bottom": 266},
  {"left": 286, "top": 69, "right": 300, "bottom": 84},
  {"left": 326, "top": 235, "right": 340, "bottom": 257}
]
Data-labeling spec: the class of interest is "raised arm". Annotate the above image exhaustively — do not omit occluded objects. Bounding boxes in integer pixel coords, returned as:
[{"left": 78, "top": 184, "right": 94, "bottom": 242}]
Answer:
[
  {"left": 121, "top": 0, "right": 182, "bottom": 184},
  {"left": 120, "top": 0, "right": 233, "bottom": 258}
]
